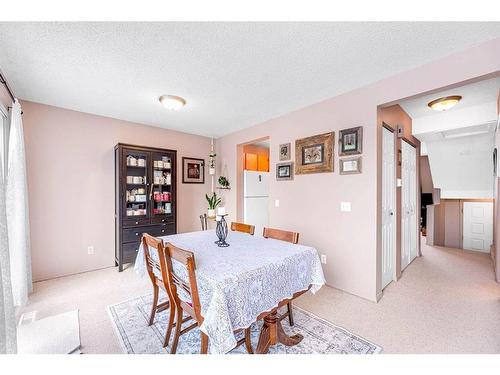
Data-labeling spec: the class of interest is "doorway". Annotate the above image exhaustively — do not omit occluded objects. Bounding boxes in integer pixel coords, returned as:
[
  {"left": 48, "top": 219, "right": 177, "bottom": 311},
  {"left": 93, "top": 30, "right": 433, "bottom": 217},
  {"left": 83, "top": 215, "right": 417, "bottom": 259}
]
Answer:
[{"left": 236, "top": 138, "right": 270, "bottom": 236}]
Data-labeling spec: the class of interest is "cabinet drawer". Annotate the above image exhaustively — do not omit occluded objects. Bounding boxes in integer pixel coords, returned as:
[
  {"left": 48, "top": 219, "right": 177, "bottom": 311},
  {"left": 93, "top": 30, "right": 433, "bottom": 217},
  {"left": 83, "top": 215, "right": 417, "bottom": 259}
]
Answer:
[
  {"left": 147, "top": 224, "right": 176, "bottom": 237},
  {"left": 123, "top": 217, "right": 150, "bottom": 228},
  {"left": 122, "top": 241, "right": 140, "bottom": 263},
  {"left": 151, "top": 216, "right": 175, "bottom": 225},
  {"left": 122, "top": 227, "right": 149, "bottom": 243}
]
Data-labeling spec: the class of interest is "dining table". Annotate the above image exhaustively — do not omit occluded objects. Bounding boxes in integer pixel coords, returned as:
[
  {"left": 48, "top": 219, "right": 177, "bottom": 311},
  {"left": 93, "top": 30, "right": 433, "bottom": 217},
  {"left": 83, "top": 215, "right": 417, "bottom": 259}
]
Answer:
[{"left": 134, "top": 229, "right": 325, "bottom": 354}]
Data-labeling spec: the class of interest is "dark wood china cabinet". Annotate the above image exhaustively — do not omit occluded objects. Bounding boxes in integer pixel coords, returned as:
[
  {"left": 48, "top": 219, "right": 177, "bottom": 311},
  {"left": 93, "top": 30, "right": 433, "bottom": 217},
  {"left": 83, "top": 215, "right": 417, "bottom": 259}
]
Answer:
[{"left": 114, "top": 143, "right": 177, "bottom": 271}]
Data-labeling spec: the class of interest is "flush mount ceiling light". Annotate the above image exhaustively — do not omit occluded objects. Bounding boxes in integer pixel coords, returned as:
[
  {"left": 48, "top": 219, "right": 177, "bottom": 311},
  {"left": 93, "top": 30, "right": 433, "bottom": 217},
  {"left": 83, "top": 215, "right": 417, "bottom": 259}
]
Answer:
[
  {"left": 159, "top": 95, "right": 186, "bottom": 111},
  {"left": 427, "top": 95, "right": 462, "bottom": 112}
]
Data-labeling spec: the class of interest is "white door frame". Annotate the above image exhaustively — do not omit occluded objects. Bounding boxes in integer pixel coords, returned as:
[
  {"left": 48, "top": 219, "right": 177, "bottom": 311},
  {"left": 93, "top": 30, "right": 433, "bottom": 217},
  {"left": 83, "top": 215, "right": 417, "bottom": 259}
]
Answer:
[{"left": 381, "top": 125, "right": 397, "bottom": 289}]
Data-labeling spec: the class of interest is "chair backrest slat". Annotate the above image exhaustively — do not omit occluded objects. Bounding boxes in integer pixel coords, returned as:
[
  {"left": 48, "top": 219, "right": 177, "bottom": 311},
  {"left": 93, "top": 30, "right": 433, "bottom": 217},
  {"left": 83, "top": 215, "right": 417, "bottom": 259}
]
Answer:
[
  {"left": 165, "top": 243, "right": 203, "bottom": 319},
  {"left": 231, "top": 222, "right": 255, "bottom": 235},
  {"left": 200, "top": 214, "right": 208, "bottom": 231},
  {"left": 263, "top": 227, "right": 299, "bottom": 244}
]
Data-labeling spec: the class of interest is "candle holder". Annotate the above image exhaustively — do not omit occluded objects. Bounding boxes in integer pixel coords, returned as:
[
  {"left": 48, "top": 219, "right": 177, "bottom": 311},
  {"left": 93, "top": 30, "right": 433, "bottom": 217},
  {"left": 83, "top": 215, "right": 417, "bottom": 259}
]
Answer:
[{"left": 215, "top": 214, "right": 229, "bottom": 247}]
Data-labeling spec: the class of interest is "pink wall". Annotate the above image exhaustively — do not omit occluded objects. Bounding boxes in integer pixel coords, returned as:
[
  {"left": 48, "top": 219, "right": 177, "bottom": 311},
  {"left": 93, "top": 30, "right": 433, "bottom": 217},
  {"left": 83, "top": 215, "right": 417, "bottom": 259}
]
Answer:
[
  {"left": 216, "top": 38, "right": 500, "bottom": 301},
  {"left": 443, "top": 200, "right": 461, "bottom": 249},
  {"left": 21, "top": 101, "right": 212, "bottom": 281},
  {"left": 420, "top": 156, "right": 434, "bottom": 194}
]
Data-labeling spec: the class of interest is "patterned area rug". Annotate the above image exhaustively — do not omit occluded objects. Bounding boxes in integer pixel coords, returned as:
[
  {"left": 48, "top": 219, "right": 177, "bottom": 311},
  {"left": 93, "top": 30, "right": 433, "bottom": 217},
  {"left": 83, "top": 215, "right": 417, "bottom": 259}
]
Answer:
[{"left": 107, "top": 294, "right": 382, "bottom": 354}]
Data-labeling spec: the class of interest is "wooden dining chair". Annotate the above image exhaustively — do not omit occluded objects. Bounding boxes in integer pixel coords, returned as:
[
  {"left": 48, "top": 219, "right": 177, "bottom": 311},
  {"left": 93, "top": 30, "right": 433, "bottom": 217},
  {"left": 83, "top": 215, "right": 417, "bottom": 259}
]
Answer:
[
  {"left": 142, "top": 234, "right": 178, "bottom": 348},
  {"left": 165, "top": 243, "right": 254, "bottom": 354},
  {"left": 230, "top": 222, "right": 255, "bottom": 235},
  {"left": 199, "top": 214, "right": 208, "bottom": 231},
  {"left": 262, "top": 227, "right": 300, "bottom": 326}
]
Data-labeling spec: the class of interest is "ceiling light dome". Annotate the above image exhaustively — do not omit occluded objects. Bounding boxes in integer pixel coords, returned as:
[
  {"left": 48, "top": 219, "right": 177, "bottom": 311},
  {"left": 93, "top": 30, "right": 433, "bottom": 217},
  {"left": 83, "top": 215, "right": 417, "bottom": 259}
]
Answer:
[
  {"left": 159, "top": 95, "right": 186, "bottom": 111},
  {"left": 428, "top": 95, "right": 462, "bottom": 112}
]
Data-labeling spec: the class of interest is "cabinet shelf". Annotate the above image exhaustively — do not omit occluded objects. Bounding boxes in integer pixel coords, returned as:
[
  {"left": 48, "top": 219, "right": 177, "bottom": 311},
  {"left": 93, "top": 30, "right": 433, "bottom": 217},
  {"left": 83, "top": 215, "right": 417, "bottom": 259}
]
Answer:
[{"left": 126, "top": 165, "right": 146, "bottom": 169}]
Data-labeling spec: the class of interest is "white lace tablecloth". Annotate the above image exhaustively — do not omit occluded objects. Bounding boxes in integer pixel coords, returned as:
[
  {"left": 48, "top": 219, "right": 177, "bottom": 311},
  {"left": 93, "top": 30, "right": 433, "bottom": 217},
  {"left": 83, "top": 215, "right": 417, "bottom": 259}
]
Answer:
[{"left": 134, "top": 230, "right": 325, "bottom": 354}]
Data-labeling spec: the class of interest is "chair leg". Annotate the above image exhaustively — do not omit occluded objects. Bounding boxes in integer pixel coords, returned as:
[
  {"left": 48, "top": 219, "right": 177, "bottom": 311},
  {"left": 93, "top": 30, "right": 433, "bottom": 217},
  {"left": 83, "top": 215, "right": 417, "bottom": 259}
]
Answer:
[
  {"left": 200, "top": 332, "right": 209, "bottom": 354},
  {"left": 149, "top": 285, "right": 159, "bottom": 326},
  {"left": 163, "top": 300, "right": 176, "bottom": 348},
  {"left": 170, "top": 306, "right": 183, "bottom": 354},
  {"left": 244, "top": 328, "right": 254, "bottom": 354},
  {"left": 287, "top": 302, "right": 294, "bottom": 326}
]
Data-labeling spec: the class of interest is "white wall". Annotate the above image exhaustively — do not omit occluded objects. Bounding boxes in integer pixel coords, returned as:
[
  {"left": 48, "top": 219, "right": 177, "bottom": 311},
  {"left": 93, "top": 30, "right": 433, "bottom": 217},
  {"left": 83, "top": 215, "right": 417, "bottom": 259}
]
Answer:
[{"left": 426, "top": 133, "right": 495, "bottom": 199}]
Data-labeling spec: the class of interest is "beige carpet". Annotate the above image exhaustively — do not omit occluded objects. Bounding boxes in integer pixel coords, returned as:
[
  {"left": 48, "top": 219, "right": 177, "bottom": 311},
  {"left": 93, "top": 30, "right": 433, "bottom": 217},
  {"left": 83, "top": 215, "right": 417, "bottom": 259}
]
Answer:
[{"left": 17, "top": 240, "right": 500, "bottom": 354}]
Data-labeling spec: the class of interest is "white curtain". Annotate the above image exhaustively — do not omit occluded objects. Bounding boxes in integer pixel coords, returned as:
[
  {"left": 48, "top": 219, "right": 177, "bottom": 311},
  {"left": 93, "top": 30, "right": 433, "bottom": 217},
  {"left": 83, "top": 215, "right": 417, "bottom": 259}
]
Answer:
[
  {"left": 0, "top": 145, "right": 16, "bottom": 353},
  {"left": 6, "top": 100, "right": 32, "bottom": 307}
]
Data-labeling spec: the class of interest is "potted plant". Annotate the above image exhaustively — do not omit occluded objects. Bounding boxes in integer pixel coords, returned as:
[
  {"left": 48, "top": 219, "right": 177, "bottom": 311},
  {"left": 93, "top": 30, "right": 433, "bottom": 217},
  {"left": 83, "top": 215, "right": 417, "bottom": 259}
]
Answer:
[
  {"left": 205, "top": 192, "right": 221, "bottom": 218},
  {"left": 218, "top": 176, "right": 230, "bottom": 189},
  {"left": 209, "top": 152, "right": 216, "bottom": 175}
]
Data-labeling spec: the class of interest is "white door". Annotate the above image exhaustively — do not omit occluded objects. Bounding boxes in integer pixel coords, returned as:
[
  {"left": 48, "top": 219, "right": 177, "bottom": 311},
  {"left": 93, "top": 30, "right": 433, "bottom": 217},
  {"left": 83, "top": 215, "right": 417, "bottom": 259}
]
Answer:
[
  {"left": 401, "top": 140, "right": 417, "bottom": 270},
  {"left": 381, "top": 127, "right": 396, "bottom": 289},
  {"left": 463, "top": 202, "right": 493, "bottom": 253}
]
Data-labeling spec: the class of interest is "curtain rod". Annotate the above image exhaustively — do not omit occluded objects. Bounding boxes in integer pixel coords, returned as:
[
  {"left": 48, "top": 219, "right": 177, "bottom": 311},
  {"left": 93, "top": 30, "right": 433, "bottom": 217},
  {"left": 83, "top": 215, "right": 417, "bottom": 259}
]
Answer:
[{"left": 0, "top": 70, "right": 16, "bottom": 102}]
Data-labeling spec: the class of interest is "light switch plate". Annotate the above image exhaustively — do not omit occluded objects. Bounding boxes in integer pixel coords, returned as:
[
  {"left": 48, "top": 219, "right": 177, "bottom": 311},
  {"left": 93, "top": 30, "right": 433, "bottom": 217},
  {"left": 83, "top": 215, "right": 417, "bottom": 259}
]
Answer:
[
  {"left": 275, "top": 199, "right": 279, "bottom": 207},
  {"left": 397, "top": 178, "right": 402, "bottom": 187},
  {"left": 341, "top": 201, "right": 351, "bottom": 212}
]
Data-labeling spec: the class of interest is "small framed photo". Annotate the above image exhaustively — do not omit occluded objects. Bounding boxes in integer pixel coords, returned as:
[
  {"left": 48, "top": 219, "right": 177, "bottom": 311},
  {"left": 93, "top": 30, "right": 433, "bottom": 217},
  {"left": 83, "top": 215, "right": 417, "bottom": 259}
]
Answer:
[
  {"left": 339, "top": 156, "right": 362, "bottom": 175},
  {"left": 276, "top": 162, "right": 294, "bottom": 181},
  {"left": 279, "top": 143, "right": 291, "bottom": 161},
  {"left": 339, "top": 126, "right": 363, "bottom": 156},
  {"left": 182, "top": 157, "right": 205, "bottom": 184}
]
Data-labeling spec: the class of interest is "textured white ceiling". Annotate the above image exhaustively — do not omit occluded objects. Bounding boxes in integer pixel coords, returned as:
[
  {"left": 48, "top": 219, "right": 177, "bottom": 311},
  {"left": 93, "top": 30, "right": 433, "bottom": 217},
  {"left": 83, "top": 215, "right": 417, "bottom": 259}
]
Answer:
[
  {"left": 0, "top": 22, "right": 499, "bottom": 137},
  {"left": 399, "top": 77, "right": 500, "bottom": 120}
]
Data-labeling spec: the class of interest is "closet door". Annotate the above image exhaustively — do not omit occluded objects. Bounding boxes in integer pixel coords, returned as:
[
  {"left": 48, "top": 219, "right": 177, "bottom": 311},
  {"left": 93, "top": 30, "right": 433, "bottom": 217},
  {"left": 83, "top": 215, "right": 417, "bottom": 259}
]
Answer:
[
  {"left": 381, "top": 126, "right": 396, "bottom": 289},
  {"left": 408, "top": 144, "right": 418, "bottom": 262},
  {"left": 401, "top": 140, "right": 417, "bottom": 270}
]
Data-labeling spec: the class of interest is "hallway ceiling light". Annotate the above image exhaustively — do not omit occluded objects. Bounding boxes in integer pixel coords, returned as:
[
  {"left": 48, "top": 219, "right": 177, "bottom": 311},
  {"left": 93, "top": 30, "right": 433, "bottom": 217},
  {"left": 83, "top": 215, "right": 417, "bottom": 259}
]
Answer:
[
  {"left": 427, "top": 95, "right": 462, "bottom": 111},
  {"left": 159, "top": 95, "right": 186, "bottom": 111}
]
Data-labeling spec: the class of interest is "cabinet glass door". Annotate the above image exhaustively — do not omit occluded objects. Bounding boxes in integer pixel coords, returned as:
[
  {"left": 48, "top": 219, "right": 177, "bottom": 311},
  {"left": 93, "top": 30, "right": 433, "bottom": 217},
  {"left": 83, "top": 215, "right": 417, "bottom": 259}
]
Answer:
[
  {"left": 150, "top": 151, "right": 174, "bottom": 220},
  {"left": 123, "top": 148, "right": 150, "bottom": 219}
]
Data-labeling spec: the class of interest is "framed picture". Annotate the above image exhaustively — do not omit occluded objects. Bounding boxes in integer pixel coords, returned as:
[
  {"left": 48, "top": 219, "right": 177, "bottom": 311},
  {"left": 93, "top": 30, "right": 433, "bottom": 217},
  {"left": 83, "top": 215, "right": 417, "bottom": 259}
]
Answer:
[
  {"left": 295, "top": 132, "right": 334, "bottom": 174},
  {"left": 339, "top": 156, "right": 362, "bottom": 175},
  {"left": 279, "top": 142, "right": 291, "bottom": 161},
  {"left": 339, "top": 126, "right": 363, "bottom": 156},
  {"left": 276, "top": 162, "right": 294, "bottom": 181},
  {"left": 182, "top": 157, "right": 205, "bottom": 184}
]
